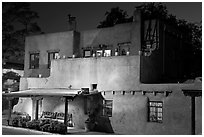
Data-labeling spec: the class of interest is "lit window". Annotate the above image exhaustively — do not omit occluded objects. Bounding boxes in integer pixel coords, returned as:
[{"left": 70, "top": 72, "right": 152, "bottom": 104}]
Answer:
[
  {"left": 84, "top": 50, "right": 91, "bottom": 57},
  {"left": 30, "top": 53, "right": 39, "bottom": 69},
  {"left": 118, "top": 42, "right": 131, "bottom": 56},
  {"left": 104, "top": 50, "right": 111, "bottom": 57},
  {"left": 102, "top": 100, "right": 113, "bottom": 117},
  {"left": 148, "top": 101, "right": 163, "bottom": 123},
  {"left": 96, "top": 50, "right": 103, "bottom": 57},
  {"left": 48, "top": 52, "right": 59, "bottom": 68}
]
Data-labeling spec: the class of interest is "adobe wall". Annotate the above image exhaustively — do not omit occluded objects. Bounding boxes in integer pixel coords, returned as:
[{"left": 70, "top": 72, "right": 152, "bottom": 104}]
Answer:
[
  {"left": 24, "top": 31, "right": 75, "bottom": 77},
  {"left": 102, "top": 83, "right": 200, "bottom": 135},
  {"left": 80, "top": 22, "right": 141, "bottom": 56},
  {"left": 23, "top": 56, "right": 140, "bottom": 91},
  {"left": 16, "top": 56, "right": 201, "bottom": 134},
  {"left": 14, "top": 83, "right": 201, "bottom": 135}
]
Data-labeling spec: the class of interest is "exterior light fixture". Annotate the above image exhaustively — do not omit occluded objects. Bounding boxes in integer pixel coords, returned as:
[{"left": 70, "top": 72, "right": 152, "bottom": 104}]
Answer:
[
  {"left": 126, "top": 51, "right": 130, "bottom": 56},
  {"left": 115, "top": 49, "right": 118, "bottom": 56}
]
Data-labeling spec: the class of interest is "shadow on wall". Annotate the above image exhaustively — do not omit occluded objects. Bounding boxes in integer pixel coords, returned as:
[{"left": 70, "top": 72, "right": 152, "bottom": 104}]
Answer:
[
  {"left": 2, "top": 97, "right": 19, "bottom": 114},
  {"left": 87, "top": 93, "right": 114, "bottom": 133}
]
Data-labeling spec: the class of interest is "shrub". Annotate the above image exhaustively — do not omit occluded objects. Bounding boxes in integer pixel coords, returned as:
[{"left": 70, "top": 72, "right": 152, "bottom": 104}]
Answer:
[
  {"left": 12, "top": 117, "right": 20, "bottom": 127},
  {"left": 12, "top": 114, "right": 31, "bottom": 127},
  {"left": 27, "top": 119, "right": 40, "bottom": 130},
  {"left": 39, "top": 119, "right": 67, "bottom": 134}
]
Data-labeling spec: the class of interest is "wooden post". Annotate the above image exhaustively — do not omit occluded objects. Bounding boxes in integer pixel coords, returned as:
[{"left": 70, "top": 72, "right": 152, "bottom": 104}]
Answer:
[
  {"left": 64, "top": 97, "right": 68, "bottom": 134},
  {"left": 7, "top": 98, "right": 12, "bottom": 125},
  {"left": 35, "top": 100, "right": 39, "bottom": 120},
  {"left": 191, "top": 96, "right": 195, "bottom": 135},
  {"left": 31, "top": 98, "right": 36, "bottom": 120},
  {"left": 31, "top": 97, "right": 39, "bottom": 120}
]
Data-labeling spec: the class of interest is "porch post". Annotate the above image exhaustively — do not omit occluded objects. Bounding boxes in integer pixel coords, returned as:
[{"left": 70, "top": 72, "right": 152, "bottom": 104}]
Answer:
[
  {"left": 31, "top": 97, "right": 36, "bottom": 120},
  {"left": 64, "top": 97, "right": 68, "bottom": 134},
  {"left": 31, "top": 97, "right": 39, "bottom": 120},
  {"left": 183, "top": 90, "right": 202, "bottom": 135},
  {"left": 191, "top": 96, "right": 195, "bottom": 135},
  {"left": 35, "top": 99, "right": 39, "bottom": 120},
  {"left": 7, "top": 97, "right": 13, "bottom": 125}
]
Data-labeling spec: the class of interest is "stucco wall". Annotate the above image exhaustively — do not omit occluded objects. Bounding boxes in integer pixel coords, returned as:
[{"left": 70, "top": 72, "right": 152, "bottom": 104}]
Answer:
[
  {"left": 102, "top": 84, "right": 197, "bottom": 135},
  {"left": 24, "top": 22, "right": 142, "bottom": 79},
  {"left": 22, "top": 56, "right": 140, "bottom": 91},
  {"left": 42, "top": 96, "right": 87, "bottom": 129},
  {"left": 80, "top": 22, "right": 141, "bottom": 56},
  {"left": 24, "top": 31, "right": 75, "bottom": 77}
]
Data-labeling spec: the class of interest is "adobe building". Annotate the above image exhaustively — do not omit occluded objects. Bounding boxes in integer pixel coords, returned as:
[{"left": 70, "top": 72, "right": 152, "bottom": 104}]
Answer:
[{"left": 3, "top": 8, "right": 202, "bottom": 134}]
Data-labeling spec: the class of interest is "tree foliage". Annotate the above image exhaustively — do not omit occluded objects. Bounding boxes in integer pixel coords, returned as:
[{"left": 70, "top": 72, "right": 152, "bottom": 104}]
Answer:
[
  {"left": 2, "top": 2, "right": 41, "bottom": 62},
  {"left": 97, "top": 3, "right": 202, "bottom": 78},
  {"left": 97, "top": 7, "right": 133, "bottom": 28}
]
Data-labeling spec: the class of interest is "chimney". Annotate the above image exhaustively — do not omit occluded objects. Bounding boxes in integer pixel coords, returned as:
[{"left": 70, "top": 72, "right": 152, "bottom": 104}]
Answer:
[
  {"left": 133, "top": 6, "right": 142, "bottom": 23},
  {"left": 67, "top": 14, "right": 77, "bottom": 31}
]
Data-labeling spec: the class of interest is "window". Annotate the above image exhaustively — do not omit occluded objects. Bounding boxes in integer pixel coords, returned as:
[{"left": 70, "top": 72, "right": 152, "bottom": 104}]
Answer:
[
  {"left": 102, "top": 100, "right": 113, "bottom": 117},
  {"left": 104, "top": 50, "right": 111, "bottom": 57},
  {"left": 148, "top": 101, "right": 163, "bottom": 123},
  {"left": 84, "top": 50, "right": 91, "bottom": 57},
  {"left": 96, "top": 50, "right": 103, "bottom": 57},
  {"left": 48, "top": 52, "right": 59, "bottom": 68},
  {"left": 118, "top": 42, "right": 131, "bottom": 56},
  {"left": 30, "top": 53, "right": 39, "bottom": 69}
]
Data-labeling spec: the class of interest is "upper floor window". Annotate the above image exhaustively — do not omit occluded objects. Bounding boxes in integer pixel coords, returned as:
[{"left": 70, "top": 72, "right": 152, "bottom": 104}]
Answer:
[
  {"left": 84, "top": 50, "right": 92, "bottom": 58},
  {"left": 148, "top": 101, "right": 163, "bottom": 123},
  {"left": 102, "top": 100, "right": 113, "bottom": 117},
  {"left": 118, "top": 42, "right": 131, "bottom": 56},
  {"left": 48, "top": 52, "right": 59, "bottom": 68},
  {"left": 104, "top": 50, "right": 111, "bottom": 57},
  {"left": 30, "top": 53, "right": 39, "bottom": 69},
  {"left": 96, "top": 50, "right": 103, "bottom": 57}
]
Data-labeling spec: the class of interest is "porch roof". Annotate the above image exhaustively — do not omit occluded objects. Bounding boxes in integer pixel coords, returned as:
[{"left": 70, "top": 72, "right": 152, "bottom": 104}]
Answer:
[{"left": 2, "top": 88, "right": 81, "bottom": 97}]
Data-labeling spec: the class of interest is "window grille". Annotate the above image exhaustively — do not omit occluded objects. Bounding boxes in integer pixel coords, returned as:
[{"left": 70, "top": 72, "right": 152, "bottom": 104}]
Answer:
[{"left": 148, "top": 101, "right": 163, "bottom": 123}]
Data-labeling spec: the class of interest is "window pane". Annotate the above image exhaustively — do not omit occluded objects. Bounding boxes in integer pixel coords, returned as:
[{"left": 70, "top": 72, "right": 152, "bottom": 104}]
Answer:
[
  {"left": 157, "top": 108, "right": 162, "bottom": 112},
  {"left": 149, "top": 101, "right": 163, "bottom": 123},
  {"left": 104, "top": 50, "right": 111, "bottom": 57},
  {"left": 97, "top": 50, "right": 103, "bottom": 57},
  {"left": 103, "top": 100, "right": 113, "bottom": 117},
  {"left": 84, "top": 50, "right": 91, "bottom": 57},
  {"left": 157, "top": 103, "right": 163, "bottom": 107},
  {"left": 54, "top": 53, "right": 59, "bottom": 59},
  {"left": 31, "top": 55, "right": 35, "bottom": 61},
  {"left": 158, "top": 112, "right": 162, "bottom": 117},
  {"left": 30, "top": 53, "right": 39, "bottom": 69}
]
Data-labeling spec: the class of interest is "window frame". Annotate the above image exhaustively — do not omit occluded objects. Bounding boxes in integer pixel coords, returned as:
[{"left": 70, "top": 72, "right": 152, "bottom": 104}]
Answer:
[
  {"left": 48, "top": 52, "right": 59, "bottom": 68},
  {"left": 102, "top": 100, "right": 113, "bottom": 117},
  {"left": 148, "top": 101, "right": 163, "bottom": 123},
  {"left": 29, "top": 53, "right": 39, "bottom": 69},
  {"left": 83, "top": 50, "right": 92, "bottom": 58},
  {"left": 118, "top": 42, "right": 131, "bottom": 56}
]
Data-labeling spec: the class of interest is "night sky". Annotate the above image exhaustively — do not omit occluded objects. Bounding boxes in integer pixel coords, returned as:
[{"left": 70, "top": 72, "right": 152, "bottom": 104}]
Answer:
[{"left": 30, "top": 2, "right": 202, "bottom": 33}]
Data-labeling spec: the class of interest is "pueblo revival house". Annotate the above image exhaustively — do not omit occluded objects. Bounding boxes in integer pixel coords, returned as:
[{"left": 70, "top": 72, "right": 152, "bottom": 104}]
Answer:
[{"left": 3, "top": 8, "right": 202, "bottom": 135}]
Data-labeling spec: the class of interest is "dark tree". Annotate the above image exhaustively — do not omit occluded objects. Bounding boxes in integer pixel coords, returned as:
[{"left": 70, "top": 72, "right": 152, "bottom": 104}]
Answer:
[
  {"left": 139, "top": 2, "right": 202, "bottom": 78},
  {"left": 2, "top": 2, "right": 41, "bottom": 62},
  {"left": 97, "top": 3, "right": 201, "bottom": 79},
  {"left": 97, "top": 7, "right": 133, "bottom": 28}
]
